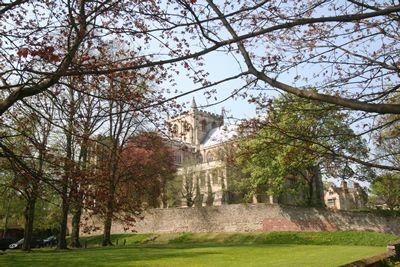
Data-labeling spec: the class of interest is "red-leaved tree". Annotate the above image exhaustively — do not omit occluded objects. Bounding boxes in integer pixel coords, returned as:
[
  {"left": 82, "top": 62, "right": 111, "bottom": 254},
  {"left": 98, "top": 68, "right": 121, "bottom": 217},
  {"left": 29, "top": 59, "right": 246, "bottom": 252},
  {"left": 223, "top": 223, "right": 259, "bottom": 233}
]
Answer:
[{"left": 87, "top": 131, "right": 176, "bottom": 245}]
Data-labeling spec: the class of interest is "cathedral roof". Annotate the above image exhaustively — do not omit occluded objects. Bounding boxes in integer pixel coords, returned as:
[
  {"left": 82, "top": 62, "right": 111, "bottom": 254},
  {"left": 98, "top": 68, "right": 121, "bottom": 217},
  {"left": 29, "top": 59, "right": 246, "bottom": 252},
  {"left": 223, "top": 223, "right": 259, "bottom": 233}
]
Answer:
[{"left": 201, "top": 124, "right": 239, "bottom": 147}]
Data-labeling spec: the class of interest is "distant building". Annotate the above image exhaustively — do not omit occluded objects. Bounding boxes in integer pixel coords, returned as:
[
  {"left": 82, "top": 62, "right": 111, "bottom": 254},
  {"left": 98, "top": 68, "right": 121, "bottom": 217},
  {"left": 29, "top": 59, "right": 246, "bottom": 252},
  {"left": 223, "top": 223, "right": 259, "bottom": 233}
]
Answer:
[
  {"left": 168, "top": 99, "right": 324, "bottom": 207},
  {"left": 324, "top": 180, "right": 368, "bottom": 210},
  {"left": 167, "top": 98, "right": 235, "bottom": 206}
]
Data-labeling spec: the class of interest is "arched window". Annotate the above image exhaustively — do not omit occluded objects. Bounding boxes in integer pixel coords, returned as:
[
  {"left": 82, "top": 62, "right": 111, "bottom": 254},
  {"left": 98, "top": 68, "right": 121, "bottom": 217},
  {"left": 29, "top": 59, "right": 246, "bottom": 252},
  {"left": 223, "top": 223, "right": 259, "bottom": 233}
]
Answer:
[
  {"left": 212, "top": 169, "right": 219, "bottom": 185},
  {"left": 175, "top": 153, "right": 182, "bottom": 164},
  {"left": 197, "top": 154, "right": 203, "bottom": 163},
  {"left": 206, "top": 152, "right": 214, "bottom": 162},
  {"left": 171, "top": 124, "right": 178, "bottom": 137},
  {"left": 201, "top": 119, "right": 207, "bottom": 131}
]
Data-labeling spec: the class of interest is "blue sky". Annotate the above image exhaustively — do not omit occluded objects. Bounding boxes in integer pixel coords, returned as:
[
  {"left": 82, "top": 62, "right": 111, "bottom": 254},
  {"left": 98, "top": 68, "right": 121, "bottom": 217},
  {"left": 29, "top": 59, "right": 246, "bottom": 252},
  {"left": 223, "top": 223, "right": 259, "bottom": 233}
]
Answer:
[{"left": 163, "top": 51, "right": 257, "bottom": 121}]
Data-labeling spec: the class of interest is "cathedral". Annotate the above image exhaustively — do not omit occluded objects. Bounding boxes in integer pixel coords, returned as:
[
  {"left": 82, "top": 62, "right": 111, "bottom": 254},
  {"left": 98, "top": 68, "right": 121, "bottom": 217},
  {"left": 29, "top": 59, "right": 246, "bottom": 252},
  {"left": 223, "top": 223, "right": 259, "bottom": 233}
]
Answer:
[
  {"left": 167, "top": 98, "right": 326, "bottom": 208},
  {"left": 167, "top": 98, "right": 237, "bottom": 206}
]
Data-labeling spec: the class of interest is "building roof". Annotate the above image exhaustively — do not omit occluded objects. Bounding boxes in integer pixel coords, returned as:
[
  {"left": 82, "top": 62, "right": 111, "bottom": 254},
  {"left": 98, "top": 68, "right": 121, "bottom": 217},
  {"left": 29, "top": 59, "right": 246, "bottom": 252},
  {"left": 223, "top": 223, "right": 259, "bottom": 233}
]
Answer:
[
  {"left": 326, "top": 184, "right": 363, "bottom": 195},
  {"left": 201, "top": 124, "right": 239, "bottom": 147}
]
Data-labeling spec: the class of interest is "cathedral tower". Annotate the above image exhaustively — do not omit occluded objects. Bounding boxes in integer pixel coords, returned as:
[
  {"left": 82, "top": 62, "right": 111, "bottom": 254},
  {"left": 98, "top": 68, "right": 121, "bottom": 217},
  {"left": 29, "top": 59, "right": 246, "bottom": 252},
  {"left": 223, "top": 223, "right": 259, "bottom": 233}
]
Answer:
[{"left": 167, "top": 98, "right": 223, "bottom": 146}]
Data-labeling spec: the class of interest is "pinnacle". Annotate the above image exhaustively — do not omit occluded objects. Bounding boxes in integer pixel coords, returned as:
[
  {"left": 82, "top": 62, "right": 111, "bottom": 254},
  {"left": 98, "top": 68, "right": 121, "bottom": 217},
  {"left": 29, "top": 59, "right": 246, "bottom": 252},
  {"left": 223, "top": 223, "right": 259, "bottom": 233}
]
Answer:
[{"left": 191, "top": 97, "right": 197, "bottom": 109}]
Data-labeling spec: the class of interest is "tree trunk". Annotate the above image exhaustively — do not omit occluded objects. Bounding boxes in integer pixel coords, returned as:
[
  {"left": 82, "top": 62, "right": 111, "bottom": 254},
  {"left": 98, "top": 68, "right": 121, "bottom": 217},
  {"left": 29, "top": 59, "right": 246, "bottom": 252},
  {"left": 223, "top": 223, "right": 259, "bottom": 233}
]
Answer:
[
  {"left": 58, "top": 155, "right": 71, "bottom": 250},
  {"left": 102, "top": 197, "right": 114, "bottom": 246},
  {"left": 58, "top": 88, "right": 74, "bottom": 250},
  {"left": 58, "top": 191, "right": 69, "bottom": 250},
  {"left": 70, "top": 199, "right": 82, "bottom": 248},
  {"left": 160, "top": 177, "right": 167, "bottom": 208},
  {"left": 2, "top": 195, "right": 11, "bottom": 238},
  {"left": 308, "top": 180, "right": 314, "bottom": 206},
  {"left": 308, "top": 166, "right": 324, "bottom": 207},
  {"left": 58, "top": 146, "right": 72, "bottom": 250},
  {"left": 22, "top": 195, "right": 36, "bottom": 251},
  {"left": 70, "top": 133, "right": 89, "bottom": 248},
  {"left": 102, "top": 144, "right": 117, "bottom": 247}
]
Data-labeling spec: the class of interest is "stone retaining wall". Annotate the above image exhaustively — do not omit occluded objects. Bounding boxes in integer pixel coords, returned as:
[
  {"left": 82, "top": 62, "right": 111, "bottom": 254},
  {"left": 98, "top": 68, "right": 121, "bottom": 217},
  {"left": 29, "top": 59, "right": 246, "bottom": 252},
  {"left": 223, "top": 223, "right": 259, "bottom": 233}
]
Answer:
[{"left": 80, "top": 204, "right": 400, "bottom": 235}]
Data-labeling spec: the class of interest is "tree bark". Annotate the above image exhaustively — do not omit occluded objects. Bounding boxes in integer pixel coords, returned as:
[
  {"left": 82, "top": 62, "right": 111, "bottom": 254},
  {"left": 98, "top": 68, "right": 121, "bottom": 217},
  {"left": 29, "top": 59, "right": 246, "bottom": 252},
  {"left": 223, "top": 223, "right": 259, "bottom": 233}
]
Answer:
[
  {"left": 160, "top": 177, "right": 167, "bottom": 208},
  {"left": 22, "top": 194, "right": 36, "bottom": 251},
  {"left": 2, "top": 195, "right": 11, "bottom": 238},
  {"left": 58, "top": 87, "right": 75, "bottom": 250},
  {"left": 308, "top": 179, "right": 314, "bottom": 207},
  {"left": 70, "top": 131, "right": 90, "bottom": 248},
  {"left": 70, "top": 199, "right": 82, "bottom": 248},
  {"left": 102, "top": 171, "right": 116, "bottom": 246},
  {"left": 58, "top": 191, "right": 69, "bottom": 250},
  {"left": 102, "top": 203, "right": 113, "bottom": 246},
  {"left": 102, "top": 144, "right": 118, "bottom": 247}
]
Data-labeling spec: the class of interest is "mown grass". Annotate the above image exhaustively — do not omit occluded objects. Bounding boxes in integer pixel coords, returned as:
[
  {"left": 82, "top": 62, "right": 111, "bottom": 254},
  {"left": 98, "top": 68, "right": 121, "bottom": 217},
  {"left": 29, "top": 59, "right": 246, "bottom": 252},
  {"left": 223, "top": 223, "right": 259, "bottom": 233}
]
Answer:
[
  {"left": 0, "top": 244, "right": 388, "bottom": 267},
  {"left": 78, "top": 230, "right": 399, "bottom": 247},
  {"left": 1, "top": 231, "right": 398, "bottom": 267},
  {"left": 76, "top": 233, "right": 154, "bottom": 247}
]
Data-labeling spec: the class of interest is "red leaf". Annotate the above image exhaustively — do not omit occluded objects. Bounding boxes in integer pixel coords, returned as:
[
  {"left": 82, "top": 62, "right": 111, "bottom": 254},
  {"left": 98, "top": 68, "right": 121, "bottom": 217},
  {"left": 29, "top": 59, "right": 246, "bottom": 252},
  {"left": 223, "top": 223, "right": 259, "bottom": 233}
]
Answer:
[
  {"left": 81, "top": 53, "right": 90, "bottom": 62},
  {"left": 51, "top": 54, "right": 61, "bottom": 62},
  {"left": 17, "top": 48, "right": 29, "bottom": 58}
]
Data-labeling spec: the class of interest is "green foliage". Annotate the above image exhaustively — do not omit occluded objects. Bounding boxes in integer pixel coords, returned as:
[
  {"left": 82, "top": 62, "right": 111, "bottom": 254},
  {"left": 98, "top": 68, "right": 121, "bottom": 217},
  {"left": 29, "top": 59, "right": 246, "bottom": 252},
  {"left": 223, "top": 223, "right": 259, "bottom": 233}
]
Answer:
[
  {"left": 0, "top": 169, "right": 59, "bottom": 233},
  {"left": 0, "top": 186, "right": 25, "bottom": 228},
  {"left": 166, "top": 175, "right": 184, "bottom": 207},
  {"left": 374, "top": 95, "right": 400, "bottom": 168},
  {"left": 31, "top": 196, "right": 60, "bottom": 233},
  {"left": 370, "top": 173, "right": 400, "bottom": 211},
  {"left": 235, "top": 93, "right": 369, "bottom": 201}
]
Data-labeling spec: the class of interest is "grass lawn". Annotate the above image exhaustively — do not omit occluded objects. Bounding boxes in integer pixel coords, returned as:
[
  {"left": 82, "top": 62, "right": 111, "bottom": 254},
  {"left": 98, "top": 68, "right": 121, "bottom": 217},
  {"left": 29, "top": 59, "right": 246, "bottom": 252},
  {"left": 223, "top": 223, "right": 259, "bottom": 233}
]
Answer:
[{"left": 0, "top": 231, "right": 397, "bottom": 267}]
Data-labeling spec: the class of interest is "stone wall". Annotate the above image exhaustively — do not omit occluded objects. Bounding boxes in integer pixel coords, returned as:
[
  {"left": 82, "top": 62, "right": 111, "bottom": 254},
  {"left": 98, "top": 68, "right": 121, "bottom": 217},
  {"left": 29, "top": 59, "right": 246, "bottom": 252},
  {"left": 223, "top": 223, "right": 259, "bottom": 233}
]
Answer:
[{"left": 80, "top": 204, "right": 400, "bottom": 236}]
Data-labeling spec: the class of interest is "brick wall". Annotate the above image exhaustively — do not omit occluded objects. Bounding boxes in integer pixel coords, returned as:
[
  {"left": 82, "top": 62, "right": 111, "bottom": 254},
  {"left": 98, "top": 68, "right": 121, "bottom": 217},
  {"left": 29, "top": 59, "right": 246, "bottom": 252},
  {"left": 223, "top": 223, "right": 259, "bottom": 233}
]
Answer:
[{"left": 79, "top": 204, "right": 400, "bottom": 236}]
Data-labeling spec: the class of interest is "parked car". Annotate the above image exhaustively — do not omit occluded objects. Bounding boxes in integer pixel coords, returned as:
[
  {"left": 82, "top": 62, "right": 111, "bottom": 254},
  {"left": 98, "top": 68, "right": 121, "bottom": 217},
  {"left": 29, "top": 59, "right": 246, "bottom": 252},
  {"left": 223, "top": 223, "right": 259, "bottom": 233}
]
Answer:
[
  {"left": 9, "top": 238, "right": 44, "bottom": 249},
  {"left": 0, "top": 238, "right": 15, "bottom": 251},
  {"left": 43, "top": 235, "right": 57, "bottom": 247}
]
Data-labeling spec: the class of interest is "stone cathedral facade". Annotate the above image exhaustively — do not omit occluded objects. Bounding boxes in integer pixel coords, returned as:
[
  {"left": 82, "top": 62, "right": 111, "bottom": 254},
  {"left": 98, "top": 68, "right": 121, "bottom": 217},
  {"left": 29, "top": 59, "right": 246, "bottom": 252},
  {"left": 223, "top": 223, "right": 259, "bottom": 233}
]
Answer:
[
  {"left": 167, "top": 99, "right": 327, "bottom": 208},
  {"left": 167, "top": 99, "right": 237, "bottom": 206}
]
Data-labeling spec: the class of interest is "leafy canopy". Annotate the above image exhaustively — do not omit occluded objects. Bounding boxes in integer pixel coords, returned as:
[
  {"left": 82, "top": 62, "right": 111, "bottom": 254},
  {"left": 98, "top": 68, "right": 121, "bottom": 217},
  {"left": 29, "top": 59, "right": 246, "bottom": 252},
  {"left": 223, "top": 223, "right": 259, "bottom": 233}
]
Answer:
[{"left": 236, "top": 93, "right": 369, "bottom": 196}]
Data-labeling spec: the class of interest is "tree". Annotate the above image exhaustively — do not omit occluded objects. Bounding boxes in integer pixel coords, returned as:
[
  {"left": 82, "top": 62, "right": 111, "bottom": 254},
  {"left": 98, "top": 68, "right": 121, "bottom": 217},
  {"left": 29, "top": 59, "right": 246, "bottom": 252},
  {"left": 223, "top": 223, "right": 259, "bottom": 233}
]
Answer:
[
  {"left": 202, "top": 1, "right": 400, "bottom": 113},
  {"left": 0, "top": 173, "right": 25, "bottom": 237},
  {"left": 2, "top": 1, "right": 400, "bottom": 174},
  {"left": 121, "top": 132, "right": 176, "bottom": 208},
  {"left": 1, "top": 1, "right": 399, "bottom": 117},
  {"left": 374, "top": 95, "right": 400, "bottom": 168},
  {"left": 88, "top": 131, "right": 175, "bottom": 245},
  {"left": 88, "top": 73, "right": 164, "bottom": 246},
  {"left": 176, "top": 157, "right": 199, "bottom": 208},
  {"left": 0, "top": 98, "right": 54, "bottom": 250},
  {"left": 371, "top": 173, "right": 400, "bottom": 211},
  {"left": 236, "top": 93, "right": 370, "bottom": 206},
  {"left": 50, "top": 77, "right": 105, "bottom": 249}
]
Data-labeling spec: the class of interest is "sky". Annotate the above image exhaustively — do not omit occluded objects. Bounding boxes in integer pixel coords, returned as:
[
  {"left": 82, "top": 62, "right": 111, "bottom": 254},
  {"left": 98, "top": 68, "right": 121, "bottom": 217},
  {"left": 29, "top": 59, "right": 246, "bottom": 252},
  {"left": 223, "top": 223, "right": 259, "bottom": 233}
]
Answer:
[{"left": 161, "top": 50, "right": 258, "bottom": 122}]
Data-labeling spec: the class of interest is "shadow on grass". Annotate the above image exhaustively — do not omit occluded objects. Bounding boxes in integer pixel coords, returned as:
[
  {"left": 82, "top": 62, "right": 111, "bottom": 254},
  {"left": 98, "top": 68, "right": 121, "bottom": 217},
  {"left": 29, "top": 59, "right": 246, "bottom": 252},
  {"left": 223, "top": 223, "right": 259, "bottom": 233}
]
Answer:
[{"left": 1, "top": 245, "right": 224, "bottom": 267}]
